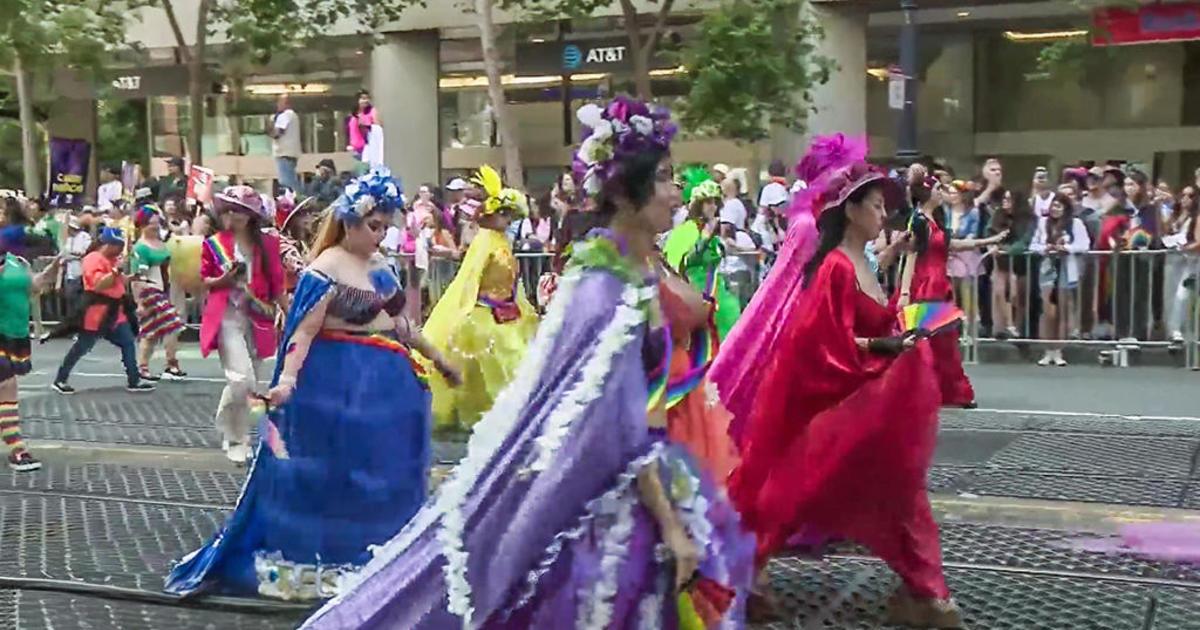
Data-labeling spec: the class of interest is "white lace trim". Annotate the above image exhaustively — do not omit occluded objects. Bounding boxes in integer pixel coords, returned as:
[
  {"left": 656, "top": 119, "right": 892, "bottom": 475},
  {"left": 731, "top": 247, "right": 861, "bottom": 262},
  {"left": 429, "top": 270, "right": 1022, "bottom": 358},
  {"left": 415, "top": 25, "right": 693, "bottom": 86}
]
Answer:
[
  {"left": 436, "top": 272, "right": 583, "bottom": 627},
  {"left": 530, "top": 284, "right": 644, "bottom": 473},
  {"left": 580, "top": 485, "right": 636, "bottom": 629},
  {"left": 502, "top": 446, "right": 662, "bottom": 620},
  {"left": 253, "top": 551, "right": 358, "bottom": 601},
  {"left": 667, "top": 457, "right": 714, "bottom": 567},
  {"left": 637, "top": 591, "right": 664, "bottom": 630}
]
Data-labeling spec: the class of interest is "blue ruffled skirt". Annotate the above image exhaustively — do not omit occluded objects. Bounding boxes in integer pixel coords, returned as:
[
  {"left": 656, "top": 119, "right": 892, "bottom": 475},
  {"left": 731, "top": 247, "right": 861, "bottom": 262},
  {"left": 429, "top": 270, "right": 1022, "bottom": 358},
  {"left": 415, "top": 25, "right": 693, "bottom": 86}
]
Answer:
[{"left": 165, "top": 333, "right": 431, "bottom": 599}]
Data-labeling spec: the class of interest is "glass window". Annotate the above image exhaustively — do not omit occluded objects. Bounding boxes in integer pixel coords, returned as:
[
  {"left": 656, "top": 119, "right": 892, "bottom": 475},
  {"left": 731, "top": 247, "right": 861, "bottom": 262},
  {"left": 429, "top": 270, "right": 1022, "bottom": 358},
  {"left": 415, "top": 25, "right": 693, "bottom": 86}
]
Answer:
[
  {"left": 441, "top": 88, "right": 495, "bottom": 149},
  {"left": 974, "top": 34, "right": 1184, "bottom": 132}
]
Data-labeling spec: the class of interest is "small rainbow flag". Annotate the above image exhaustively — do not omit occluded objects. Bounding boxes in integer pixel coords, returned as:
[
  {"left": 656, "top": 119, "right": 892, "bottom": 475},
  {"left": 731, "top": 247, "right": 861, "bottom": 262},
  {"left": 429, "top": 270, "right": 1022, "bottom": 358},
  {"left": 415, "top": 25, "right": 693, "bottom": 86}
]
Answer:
[
  {"left": 248, "top": 395, "right": 289, "bottom": 460},
  {"left": 898, "top": 301, "right": 964, "bottom": 336}
]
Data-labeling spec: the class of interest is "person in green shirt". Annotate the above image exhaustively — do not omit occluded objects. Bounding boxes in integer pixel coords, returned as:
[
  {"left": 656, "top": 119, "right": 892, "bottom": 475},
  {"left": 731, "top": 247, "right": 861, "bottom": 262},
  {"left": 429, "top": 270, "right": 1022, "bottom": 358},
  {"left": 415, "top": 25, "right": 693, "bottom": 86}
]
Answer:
[
  {"left": 129, "top": 205, "right": 187, "bottom": 381},
  {"left": 662, "top": 176, "right": 742, "bottom": 340},
  {"left": 0, "top": 227, "right": 62, "bottom": 472}
]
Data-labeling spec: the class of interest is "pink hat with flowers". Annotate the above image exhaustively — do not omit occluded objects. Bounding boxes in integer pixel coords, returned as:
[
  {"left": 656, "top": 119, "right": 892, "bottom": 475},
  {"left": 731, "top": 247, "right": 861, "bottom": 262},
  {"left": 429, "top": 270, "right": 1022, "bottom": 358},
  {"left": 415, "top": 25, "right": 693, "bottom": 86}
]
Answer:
[{"left": 215, "top": 185, "right": 267, "bottom": 217}]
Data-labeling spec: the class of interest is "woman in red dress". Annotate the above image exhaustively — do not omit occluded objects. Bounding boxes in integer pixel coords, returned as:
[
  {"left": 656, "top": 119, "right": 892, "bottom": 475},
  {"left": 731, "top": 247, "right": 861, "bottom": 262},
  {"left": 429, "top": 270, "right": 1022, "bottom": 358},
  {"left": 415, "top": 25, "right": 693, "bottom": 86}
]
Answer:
[
  {"left": 898, "top": 175, "right": 1007, "bottom": 408},
  {"left": 729, "top": 162, "right": 964, "bottom": 628}
]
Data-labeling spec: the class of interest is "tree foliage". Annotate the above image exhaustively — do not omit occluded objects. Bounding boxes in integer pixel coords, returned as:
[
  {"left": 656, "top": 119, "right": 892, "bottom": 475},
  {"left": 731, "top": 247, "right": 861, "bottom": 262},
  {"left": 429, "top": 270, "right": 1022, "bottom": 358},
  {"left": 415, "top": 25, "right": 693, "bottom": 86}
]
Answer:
[
  {"left": 0, "top": 0, "right": 142, "bottom": 73},
  {"left": 676, "top": 0, "right": 831, "bottom": 144},
  {"left": 206, "top": 0, "right": 419, "bottom": 66},
  {"left": 1032, "top": 0, "right": 1133, "bottom": 85}
]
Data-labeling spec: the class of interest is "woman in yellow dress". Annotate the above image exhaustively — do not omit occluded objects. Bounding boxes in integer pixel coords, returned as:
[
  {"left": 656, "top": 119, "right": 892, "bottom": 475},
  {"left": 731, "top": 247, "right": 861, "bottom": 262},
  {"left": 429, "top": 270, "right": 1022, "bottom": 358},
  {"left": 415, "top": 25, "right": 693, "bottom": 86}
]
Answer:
[{"left": 423, "top": 165, "right": 538, "bottom": 432}]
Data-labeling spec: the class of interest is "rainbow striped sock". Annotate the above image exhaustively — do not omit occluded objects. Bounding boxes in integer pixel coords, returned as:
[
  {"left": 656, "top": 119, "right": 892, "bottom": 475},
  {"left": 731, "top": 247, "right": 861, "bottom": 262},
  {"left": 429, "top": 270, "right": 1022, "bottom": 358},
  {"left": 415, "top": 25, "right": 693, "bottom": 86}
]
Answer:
[{"left": 0, "top": 401, "right": 23, "bottom": 451}]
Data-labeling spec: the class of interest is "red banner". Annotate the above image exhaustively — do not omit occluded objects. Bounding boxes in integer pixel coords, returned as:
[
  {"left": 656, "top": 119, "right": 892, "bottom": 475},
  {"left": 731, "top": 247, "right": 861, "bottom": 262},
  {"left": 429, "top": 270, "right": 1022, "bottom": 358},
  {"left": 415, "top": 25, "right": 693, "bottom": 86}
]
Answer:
[{"left": 1094, "top": 2, "right": 1200, "bottom": 46}]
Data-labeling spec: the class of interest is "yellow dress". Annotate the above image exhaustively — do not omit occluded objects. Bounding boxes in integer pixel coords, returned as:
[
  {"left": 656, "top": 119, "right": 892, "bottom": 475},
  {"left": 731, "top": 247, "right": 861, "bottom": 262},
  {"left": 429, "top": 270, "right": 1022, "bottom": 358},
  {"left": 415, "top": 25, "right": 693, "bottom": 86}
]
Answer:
[{"left": 423, "top": 228, "right": 538, "bottom": 431}]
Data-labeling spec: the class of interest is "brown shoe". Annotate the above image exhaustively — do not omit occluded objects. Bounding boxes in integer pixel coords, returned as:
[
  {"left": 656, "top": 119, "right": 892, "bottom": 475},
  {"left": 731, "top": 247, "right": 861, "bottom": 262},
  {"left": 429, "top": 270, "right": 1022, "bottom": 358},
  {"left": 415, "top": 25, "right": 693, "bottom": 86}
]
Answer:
[
  {"left": 746, "top": 587, "right": 785, "bottom": 623},
  {"left": 886, "top": 591, "right": 966, "bottom": 629}
]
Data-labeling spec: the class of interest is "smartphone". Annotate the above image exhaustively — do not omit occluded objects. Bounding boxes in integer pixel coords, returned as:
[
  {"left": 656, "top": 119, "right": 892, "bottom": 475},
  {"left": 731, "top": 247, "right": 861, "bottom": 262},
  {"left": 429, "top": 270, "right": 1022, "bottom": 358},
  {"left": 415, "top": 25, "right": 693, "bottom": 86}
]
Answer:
[{"left": 231, "top": 261, "right": 247, "bottom": 276}]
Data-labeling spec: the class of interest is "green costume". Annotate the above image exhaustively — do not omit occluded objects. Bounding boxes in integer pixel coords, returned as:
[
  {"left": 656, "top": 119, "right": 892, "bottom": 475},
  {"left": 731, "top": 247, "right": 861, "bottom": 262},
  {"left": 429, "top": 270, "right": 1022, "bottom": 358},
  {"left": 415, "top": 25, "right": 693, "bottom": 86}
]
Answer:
[{"left": 662, "top": 220, "right": 741, "bottom": 340}]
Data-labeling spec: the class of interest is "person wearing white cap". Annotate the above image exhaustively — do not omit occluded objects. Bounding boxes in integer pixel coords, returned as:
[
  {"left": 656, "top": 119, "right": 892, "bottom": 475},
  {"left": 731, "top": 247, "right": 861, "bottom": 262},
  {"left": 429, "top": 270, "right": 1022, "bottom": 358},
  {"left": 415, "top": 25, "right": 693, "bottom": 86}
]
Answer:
[
  {"left": 752, "top": 181, "right": 790, "bottom": 255},
  {"left": 719, "top": 177, "right": 748, "bottom": 230},
  {"left": 711, "top": 163, "right": 730, "bottom": 184}
]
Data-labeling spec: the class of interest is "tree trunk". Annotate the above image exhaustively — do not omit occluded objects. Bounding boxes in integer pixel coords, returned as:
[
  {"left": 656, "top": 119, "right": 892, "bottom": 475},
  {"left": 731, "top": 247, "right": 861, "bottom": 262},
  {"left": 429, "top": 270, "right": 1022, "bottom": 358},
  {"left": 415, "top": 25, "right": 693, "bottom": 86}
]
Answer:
[
  {"left": 618, "top": 0, "right": 652, "bottom": 100},
  {"left": 476, "top": 0, "right": 524, "bottom": 190},
  {"left": 187, "top": 56, "right": 205, "bottom": 166},
  {"left": 631, "top": 45, "right": 653, "bottom": 101},
  {"left": 13, "top": 54, "right": 40, "bottom": 196}
]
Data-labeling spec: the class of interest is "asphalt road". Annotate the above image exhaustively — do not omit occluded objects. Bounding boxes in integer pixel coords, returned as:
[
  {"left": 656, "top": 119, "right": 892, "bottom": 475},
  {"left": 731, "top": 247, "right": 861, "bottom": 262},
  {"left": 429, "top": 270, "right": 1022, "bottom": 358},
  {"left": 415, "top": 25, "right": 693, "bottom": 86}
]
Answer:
[{"left": 6, "top": 339, "right": 1200, "bottom": 629}]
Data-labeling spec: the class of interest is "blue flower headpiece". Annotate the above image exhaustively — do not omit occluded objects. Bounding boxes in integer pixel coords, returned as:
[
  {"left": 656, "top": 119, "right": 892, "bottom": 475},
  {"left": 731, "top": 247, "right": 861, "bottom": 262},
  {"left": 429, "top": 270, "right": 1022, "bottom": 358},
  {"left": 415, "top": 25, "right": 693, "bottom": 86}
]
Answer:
[{"left": 332, "top": 167, "right": 405, "bottom": 223}]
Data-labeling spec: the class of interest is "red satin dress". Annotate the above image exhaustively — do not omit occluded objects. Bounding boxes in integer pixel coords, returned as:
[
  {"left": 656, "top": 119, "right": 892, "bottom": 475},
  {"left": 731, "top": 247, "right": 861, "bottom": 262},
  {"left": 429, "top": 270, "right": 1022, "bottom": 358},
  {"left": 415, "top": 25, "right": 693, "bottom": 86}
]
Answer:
[
  {"left": 728, "top": 249, "right": 949, "bottom": 599},
  {"left": 899, "top": 218, "right": 976, "bottom": 407}
]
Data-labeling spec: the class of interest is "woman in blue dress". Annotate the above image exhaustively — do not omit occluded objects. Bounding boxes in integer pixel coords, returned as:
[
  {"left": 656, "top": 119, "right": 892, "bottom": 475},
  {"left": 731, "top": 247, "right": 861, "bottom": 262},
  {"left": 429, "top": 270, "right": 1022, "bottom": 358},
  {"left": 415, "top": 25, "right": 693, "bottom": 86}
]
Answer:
[{"left": 165, "top": 168, "right": 461, "bottom": 600}]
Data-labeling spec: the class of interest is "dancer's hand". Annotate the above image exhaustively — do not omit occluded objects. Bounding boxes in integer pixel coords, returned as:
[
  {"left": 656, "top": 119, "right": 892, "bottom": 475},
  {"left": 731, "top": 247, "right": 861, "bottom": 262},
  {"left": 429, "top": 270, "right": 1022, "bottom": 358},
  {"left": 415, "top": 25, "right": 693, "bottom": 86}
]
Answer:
[
  {"left": 664, "top": 524, "right": 700, "bottom": 592},
  {"left": 438, "top": 361, "right": 463, "bottom": 387},
  {"left": 268, "top": 382, "right": 295, "bottom": 406}
]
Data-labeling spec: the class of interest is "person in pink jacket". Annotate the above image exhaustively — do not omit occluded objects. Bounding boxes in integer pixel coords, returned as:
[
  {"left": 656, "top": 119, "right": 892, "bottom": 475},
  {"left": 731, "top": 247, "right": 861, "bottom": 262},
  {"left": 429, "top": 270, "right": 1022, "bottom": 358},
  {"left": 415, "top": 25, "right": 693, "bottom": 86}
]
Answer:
[{"left": 200, "top": 186, "right": 285, "bottom": 464}]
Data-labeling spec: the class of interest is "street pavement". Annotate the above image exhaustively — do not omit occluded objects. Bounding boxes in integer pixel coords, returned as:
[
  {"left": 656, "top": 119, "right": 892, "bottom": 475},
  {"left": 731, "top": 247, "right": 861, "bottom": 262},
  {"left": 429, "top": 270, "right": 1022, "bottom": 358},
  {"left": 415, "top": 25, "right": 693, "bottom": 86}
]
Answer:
[{"left": 4, "top": 339, "right": 1200, "bottom": 629}]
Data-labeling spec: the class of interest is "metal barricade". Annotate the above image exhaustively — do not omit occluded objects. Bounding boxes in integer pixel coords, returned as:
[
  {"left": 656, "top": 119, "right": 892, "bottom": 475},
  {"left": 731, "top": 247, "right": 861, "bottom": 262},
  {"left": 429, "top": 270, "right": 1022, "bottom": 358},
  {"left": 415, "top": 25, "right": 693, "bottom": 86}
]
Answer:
[
  {"left": 953, "top": 248, "right": 1199, "bottom": 369},
  {"left": 394, "top": 249, "right": 765, "bottom": 325}
]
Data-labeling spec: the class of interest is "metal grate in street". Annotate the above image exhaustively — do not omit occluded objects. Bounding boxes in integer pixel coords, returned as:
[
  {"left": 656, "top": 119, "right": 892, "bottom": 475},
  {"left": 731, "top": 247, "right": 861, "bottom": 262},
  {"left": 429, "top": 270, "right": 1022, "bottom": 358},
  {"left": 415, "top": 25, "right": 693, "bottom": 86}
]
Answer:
[
  {"left": 986, "top": 434, "right": 1197, "bottom": 477},
  {"left": 940, "top": 410, "right": 1200, "bottom": 438},
  {"left": 758, "top": 557, "right": 1200, "bottom": 629},
  {"left": 0, "top": 494, "right": 225, "bottom": 591},
  {"left": 2, "top": 589, "right": 308, "bottom": 630},
  {"left": 935, "top": 523, "right": 1200, "bottom": 584},
  {"left": 1, "top": 462, "right": 246, "bottom": 507},
  {"left": 22, "top": 418, "right": 220, "bottom": 449},
  {"left": 944, "top": 469, "right": 1190, "bottom": 508},
  {"left": 19, "top": 387, "right": 219, "bottom": 428}
]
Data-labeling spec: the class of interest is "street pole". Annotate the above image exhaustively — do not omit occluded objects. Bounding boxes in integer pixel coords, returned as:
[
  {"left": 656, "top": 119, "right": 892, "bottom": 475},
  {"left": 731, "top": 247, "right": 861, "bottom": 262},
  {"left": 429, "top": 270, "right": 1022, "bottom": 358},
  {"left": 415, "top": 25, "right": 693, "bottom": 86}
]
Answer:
[{"left": 896, "top": 0, "right": 919, "bottom": 161}]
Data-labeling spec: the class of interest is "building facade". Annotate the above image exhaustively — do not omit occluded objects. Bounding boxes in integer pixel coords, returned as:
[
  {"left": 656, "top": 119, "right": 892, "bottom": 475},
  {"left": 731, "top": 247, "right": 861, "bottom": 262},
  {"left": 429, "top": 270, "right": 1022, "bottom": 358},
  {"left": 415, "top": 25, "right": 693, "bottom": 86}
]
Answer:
[{"left": 42, "top": 0, "right": 1200, "bottom": 197}]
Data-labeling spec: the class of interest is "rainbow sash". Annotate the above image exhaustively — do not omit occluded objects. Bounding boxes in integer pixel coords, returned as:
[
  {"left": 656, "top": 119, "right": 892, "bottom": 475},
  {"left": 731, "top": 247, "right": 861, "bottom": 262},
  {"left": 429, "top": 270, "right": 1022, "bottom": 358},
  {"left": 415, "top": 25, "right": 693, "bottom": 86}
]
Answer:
[
  {"left": 645, "top": 322, "right": 673, "bottom": 413},
  {"left": 664, "top": 318, "right": 718, "bottom": 410},
  {"left": 317, "top": 329, "right": 428, "bottom": 388},
  {"left": 206, "top": 235, "right": 275, "bottom": 320}
]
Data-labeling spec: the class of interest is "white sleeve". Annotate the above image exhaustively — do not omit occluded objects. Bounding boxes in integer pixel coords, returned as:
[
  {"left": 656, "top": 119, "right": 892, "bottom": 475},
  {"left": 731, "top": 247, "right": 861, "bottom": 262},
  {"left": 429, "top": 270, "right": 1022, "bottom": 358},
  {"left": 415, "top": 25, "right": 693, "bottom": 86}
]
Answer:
[
  {"left": 1068, "top": 218, "right": 1091, "bottom": 253},
  {"left": 1029, "top": 218, "right": 1048, "bottom": 254},
  {"left": 274, "top": 110, "right": 293, "bottom": 131}
]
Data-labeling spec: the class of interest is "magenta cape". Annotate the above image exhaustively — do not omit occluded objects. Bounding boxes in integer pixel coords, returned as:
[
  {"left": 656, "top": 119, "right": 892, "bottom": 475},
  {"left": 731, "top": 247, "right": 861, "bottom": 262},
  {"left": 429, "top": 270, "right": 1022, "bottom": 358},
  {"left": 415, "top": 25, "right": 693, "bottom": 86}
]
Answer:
[{"left": 710, "top": 212, "right": 818, "bottom": 448}]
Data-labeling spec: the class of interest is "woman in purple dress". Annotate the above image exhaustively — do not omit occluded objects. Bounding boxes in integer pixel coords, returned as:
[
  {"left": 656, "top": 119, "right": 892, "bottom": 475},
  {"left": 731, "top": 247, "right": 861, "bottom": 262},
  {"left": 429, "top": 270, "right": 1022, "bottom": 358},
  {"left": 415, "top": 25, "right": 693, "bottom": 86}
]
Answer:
[{"left": 300, "top": 96, "right": 754, "bottom": 630}]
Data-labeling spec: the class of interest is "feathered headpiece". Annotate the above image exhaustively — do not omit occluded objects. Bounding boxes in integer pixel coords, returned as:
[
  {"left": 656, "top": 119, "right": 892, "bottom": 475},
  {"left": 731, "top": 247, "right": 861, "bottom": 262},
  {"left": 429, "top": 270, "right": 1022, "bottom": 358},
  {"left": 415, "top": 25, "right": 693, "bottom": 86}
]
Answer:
[
  {"left": 680, "top": 165, "right": 716, "bottom": 204},
  {"left": 332, "top": 167, "right": 405, "bottom": 223},
  {"left": 134, "top": 203, "right": 160, "bottom": 228},
  {"left": 790, "top": 133, "right": 870, "bottom": 220},
  {"left": 473, "top": 164, "right": 528, "bottom": 217},
  {"left": 572, "top": 95, "right": 677, "bottom": 197}
]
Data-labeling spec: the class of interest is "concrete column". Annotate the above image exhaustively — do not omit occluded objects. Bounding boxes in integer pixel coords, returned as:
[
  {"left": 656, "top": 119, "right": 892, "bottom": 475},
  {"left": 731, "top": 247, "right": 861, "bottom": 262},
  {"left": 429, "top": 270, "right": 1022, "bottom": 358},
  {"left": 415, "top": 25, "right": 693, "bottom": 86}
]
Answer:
[
  {"left": 770, "top": 3, "right": 868, "bottom": 169},
  {"left": 46, "top": 98, "right": 99, "bottom": 202},
  {"left": 371, "top": 30, "right": 441, "bottom": 189}
]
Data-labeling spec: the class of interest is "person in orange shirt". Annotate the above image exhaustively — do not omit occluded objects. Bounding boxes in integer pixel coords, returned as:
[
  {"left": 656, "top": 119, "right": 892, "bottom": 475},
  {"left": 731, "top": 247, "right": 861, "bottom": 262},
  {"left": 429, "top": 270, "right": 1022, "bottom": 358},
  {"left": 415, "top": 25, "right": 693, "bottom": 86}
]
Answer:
[{"left": 52, "top": 228, "right": 155, "bottom": 394}]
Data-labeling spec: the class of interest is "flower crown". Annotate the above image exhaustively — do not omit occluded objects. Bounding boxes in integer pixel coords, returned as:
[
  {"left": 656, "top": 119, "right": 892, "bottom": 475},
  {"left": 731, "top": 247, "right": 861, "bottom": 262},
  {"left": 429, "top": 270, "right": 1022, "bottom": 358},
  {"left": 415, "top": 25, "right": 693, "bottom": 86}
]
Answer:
[
  {"left": 572, "top": 95, "right": 677, "bottom": 196},
  {"left": 332, "top": 167, "right": 405, "bottom": 223},
  {"left": 473, "top": 164, "right": 528, "bottom": 217}
]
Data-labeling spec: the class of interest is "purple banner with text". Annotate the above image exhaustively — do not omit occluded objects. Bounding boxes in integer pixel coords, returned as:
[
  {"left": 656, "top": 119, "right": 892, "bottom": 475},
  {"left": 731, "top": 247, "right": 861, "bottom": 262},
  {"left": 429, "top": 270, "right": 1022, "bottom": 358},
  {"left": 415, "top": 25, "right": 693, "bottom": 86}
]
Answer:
[{"left": 47, "top": 137, "right": 91, "bottom": 208}]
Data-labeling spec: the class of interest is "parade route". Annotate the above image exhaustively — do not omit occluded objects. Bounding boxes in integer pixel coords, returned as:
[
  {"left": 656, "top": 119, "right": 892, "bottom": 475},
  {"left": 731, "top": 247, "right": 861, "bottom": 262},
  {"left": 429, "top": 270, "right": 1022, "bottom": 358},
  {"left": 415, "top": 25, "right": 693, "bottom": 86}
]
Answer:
[{"left": 7, "top": 343, "right": 1200, "bottom": 629}]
